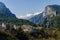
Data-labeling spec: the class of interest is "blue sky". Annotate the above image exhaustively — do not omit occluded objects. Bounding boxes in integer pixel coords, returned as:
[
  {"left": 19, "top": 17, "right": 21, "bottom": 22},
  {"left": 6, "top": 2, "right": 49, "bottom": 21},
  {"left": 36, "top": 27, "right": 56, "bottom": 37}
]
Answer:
[{"left": 0, "top": 0, "right": 60, "bottom": 18}]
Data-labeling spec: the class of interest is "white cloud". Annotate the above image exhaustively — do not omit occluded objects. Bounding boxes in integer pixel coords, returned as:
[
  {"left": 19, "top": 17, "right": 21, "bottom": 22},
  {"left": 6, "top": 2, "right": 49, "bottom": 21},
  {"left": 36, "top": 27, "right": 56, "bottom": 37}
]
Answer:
[
  {"left": 19, "top": 13, "right": 33, "bottom": 19},
  {"left": 34, "top": 12, "right": 40, "bottom": 15},
  {"left": 19, "top": 12, "right": 41, "bottom": 19},
  {"left": 26, "top": 13, "right": 33, "bottom": 17},
  {"left": 19, "top": 16, "right": 24, "bottom": 18}
]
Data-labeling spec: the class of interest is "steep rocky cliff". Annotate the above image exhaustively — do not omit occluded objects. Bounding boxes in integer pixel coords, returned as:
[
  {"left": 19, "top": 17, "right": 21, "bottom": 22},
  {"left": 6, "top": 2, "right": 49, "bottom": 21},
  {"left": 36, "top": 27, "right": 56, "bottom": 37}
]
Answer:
[
  {"left": 30, "top": 5, "right": 60, "bottom": 25},
  {"left": 39, "top": 5, "right": 60, "bottom": 28},
  {"left": 43, "top": 5, "right": 56, "bottom": 17}
]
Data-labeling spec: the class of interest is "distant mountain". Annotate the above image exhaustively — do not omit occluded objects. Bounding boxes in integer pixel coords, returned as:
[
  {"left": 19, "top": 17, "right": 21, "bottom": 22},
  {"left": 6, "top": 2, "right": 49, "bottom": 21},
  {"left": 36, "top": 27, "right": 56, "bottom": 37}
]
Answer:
[{"left": 29, "top": 13, "right": 43, "bottom": 24}]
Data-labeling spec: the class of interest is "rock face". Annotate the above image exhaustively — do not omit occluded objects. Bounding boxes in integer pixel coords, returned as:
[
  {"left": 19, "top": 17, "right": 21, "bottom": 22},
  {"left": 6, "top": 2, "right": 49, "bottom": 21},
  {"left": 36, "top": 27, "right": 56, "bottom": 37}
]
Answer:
[
  {"left": 43, "top": 5, "right": 60, "bottom": 17},
  {"left": 43, "top": 5, "right": 56, "bottom": 17}
]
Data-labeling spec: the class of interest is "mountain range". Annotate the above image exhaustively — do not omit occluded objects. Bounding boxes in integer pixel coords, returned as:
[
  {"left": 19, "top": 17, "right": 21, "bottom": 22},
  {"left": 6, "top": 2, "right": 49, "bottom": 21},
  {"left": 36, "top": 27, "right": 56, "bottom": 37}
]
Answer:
[
  {"left": 0, "top": 2, "right": 60, "bottom": 28},
  {"left": 29, "top": 13, "right": 43, "bottom": 24}
]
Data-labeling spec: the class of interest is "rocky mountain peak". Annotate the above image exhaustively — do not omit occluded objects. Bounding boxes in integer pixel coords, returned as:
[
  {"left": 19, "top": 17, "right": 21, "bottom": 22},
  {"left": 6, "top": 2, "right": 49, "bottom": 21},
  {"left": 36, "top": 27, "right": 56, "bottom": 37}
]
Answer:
[{"left": 43, "top": 5, "right": 57, "bottom": 17}]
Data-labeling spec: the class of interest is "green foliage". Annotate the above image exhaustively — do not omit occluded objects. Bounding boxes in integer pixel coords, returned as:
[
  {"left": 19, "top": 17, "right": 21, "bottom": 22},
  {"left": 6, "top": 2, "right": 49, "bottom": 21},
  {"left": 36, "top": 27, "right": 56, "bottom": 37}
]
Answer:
[
  {"left": 50, "top": 14, "right": 60, "bottom": 28},
  {"left": 0, "top": 12, "right": 36, "bottom": 26}
]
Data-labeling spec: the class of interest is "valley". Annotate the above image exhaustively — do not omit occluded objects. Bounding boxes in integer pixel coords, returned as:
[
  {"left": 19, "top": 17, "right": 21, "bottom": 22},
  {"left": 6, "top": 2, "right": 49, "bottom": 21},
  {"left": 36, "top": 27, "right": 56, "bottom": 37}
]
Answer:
[{"left": 0, "top": 2, "right": 60, "bottom": 40}]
